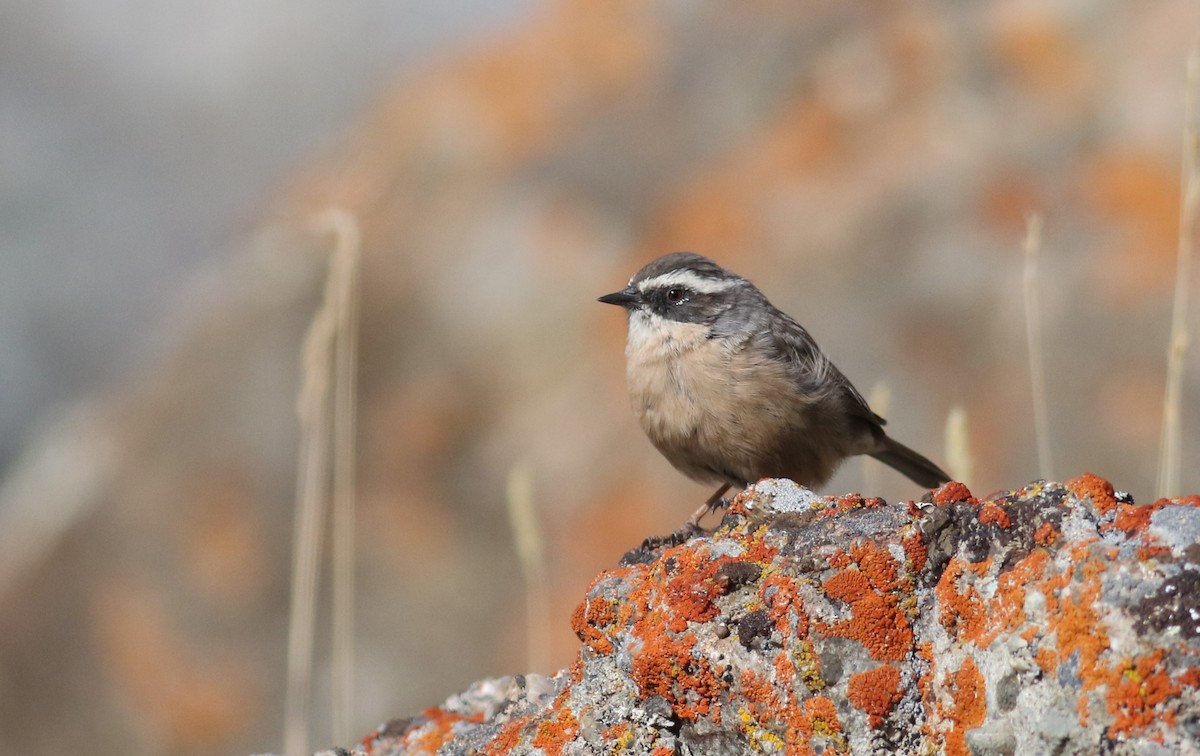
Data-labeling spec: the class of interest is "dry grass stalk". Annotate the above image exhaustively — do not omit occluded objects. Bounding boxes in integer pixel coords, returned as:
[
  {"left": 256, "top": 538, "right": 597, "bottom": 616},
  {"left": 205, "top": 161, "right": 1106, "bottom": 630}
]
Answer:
[
  {"left": 1158, "top": 48, "right": 1200, "bottom": 500},
  {"left": 944, "top": 405, "right": 972, "bottom": 489},
  {"left": 326, "top": 210, "right": 361, "bottom": 745},
  {"left": 284, "top": 209, "right": 361, "bottom": 756},
  {"left": 1023, "top": 213, "right": 1054, "bottom": 481},
  {"left": 861, "top": 381, "right": 891, "bottom": 493},
  {"left": 506, "top": 462, "right": 551, "bottom": 674}
]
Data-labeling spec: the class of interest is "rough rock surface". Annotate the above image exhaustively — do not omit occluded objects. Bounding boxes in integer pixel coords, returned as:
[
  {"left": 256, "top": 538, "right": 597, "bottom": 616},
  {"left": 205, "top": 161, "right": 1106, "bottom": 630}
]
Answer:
[{"left": 335, "top": 475, "right": 1200, "bottom": 754}]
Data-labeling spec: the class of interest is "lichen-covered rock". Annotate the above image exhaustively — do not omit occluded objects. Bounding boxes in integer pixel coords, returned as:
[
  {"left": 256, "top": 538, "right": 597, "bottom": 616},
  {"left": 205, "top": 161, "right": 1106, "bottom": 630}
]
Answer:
[{"left": 349, "top": 475, "right": 1200, "bottom": 754}]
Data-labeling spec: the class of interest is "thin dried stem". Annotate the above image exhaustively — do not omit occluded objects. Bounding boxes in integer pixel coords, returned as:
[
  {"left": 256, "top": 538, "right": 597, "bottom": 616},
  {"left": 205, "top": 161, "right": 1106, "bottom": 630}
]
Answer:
[
  {"left": 283, "top": 209, "right": 361, "bottom": 755},
  {"left": 862, "top": 382, "right": 891, "bottom": 493},
  {"left": 506, "top": 462, "right": 550, "bottom": 673},
  {"left": 325, "top": 210, "right": 361, "bottom": 745},
  {"left": 944, "top": 405, "right": 972, "bottom": 488},
  {"left": 1023, "top": 213, "right": 1054, "bottom": 481},
  {"left": 284, "top": 265, "right": 336, "bottom": 756},
  {"left": 1158, "top": 48, "right": 1200, "bottom": 499}
]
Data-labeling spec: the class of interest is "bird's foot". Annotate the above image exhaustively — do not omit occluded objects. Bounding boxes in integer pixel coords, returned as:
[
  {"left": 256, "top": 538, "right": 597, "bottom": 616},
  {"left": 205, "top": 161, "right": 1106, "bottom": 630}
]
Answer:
[
  {"left": 621, "top": 521, "right": 706, "bottom": 565},
  {"left": 686, "top": 495, "right": 731, "bottom": 530},
  {"left": 701, "top": 496, "right": 732, "bottom": 519},
  {"left": 618, "top": 486, "right": 736, "bottom": 565},
  {"left": 656, "top": 520, "right": 707, "bottom": 548}
]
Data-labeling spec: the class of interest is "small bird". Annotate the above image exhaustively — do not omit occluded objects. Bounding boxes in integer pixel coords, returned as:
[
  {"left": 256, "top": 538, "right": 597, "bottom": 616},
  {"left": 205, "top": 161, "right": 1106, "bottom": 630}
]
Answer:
[{"left": 599, "top": 252, "right": 949, "bottom": 527}]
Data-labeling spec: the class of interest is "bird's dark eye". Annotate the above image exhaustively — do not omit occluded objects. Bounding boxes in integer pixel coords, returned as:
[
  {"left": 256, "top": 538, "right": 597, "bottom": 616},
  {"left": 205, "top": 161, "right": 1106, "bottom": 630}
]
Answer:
[{"left": 666, "top": 287, "right": 686, "bottom": 304}]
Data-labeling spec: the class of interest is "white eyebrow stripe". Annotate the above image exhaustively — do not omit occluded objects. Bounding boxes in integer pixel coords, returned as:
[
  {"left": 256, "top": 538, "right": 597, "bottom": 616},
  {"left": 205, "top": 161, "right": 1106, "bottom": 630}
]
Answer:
[{"left": 637, "top": 269, "right": 737, "bottom": 295}]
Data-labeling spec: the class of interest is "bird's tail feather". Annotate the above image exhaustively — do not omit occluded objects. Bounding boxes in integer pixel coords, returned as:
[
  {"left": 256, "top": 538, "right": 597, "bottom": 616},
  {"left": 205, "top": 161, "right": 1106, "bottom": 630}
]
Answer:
[{"left": 868, "top": 436, "right": 951, "bottom": 489}]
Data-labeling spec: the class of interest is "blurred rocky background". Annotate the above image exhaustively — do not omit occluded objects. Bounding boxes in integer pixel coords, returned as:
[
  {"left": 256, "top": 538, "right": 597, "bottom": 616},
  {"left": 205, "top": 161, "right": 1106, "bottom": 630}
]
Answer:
[{"left": 1, "top": 1, "right": 1198, "bottom": 754}]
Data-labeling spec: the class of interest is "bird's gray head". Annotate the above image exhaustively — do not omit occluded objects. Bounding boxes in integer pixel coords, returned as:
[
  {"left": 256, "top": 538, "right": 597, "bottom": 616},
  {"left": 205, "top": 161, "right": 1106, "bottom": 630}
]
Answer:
[{"left": 598, "top": 252, "right": 756, "bottom": 328}]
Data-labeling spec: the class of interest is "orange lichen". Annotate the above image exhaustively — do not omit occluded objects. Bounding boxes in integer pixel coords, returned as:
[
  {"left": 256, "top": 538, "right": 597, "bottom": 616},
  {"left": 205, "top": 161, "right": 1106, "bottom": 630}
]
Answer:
[
  {"left": 933, "top": 481, "right": 975, "bottom": 505},
  {"left": 1171, "top": 495, "right": 1200, "bottom": 508},
  {"left": 483, "top": 666, "right": 587, "bottom": 754},
  {"left": 581, "top": 542, "right": 733, "bottom": 724},
  {"left": 1106, "top": 650, "right": 1181, "bottom": 739},
  {"left": 831, "top": 492, "right": 866, "bottom": 514},
  {"left": 1035, "top": 646, "right": 1058, "bottom": 675},
  {"left": 1113, "top": 504, "right": 1154, "bottom": 533},
  {"left": 629, "top": 623, "right": 721, "bottom": 720},
  {"left": 763, "top": 574, "right": 809, "bottom": 637},
  {"left": 1050, "top": 570, "right": 1109, "bottom": 690},
  {"left": 819, "top": 544, "right": 913, "bottom": 662},
  {"left": 481, "top": 715, "right": 529, "bottom": 755},
  {"left": 915, "top": 642, "right": 936, "bottom": 703},
  {"left": 942, "top": 657, "right": 986, "bottom": 756},
  {"left": 1068, "top": 473, "right": 1118, "bottom": 514},
  {"left": 615, "top": 567, "right": 653, "bottom": 630},
  {"left": 394, "top": 473, "right": 1200, "bottom": 753},
  {"left": 933, "top": 559, "right": 989, "bottom": 642},
  {"left": 977, "top": 503, "right": 1012, "bottom": 528},
  {"left": 663, "top": 574, "right": 721, "bottom": 632},
  {"left": 738, "top": 668, "right": 773, "bottom": 701},
  {"left": 1111, "top": 498, "right": 1172, "bottom": 535},
  {"left": 773, "top": 652, "right": 797, "bottom": 689},
  {"left": 614, "top": 541, "right": 727, "bottom": 635},
  {"left": 571, "top": 596, "right": 617, "bottom": 655},
  {"left": 733, "top": 529, "right": 782, "bottom": 565},
  {"left": 737, "top": 669, "right": 783, "bottom": 730},
  {"left": 601, "top": 721, "right": 631, "bottom": 743},
  {"left": 847, "top": 665, "right": 902, "bottom": 728},
  {"left": 531, "top": 707, "right": 580, "bottom": 754},
  {"left": 1034, "top": 521, "right": 1059, "bottom": 546},
  {"left": 1018, "top": 549, "right": 1193, "bottom": 741},
  {"left": 514, "top": 662, "right": 584, "bottom": 754},
  {"left": 827, "top": 549, "right": 852, "bottom": 569},
  {"left": 902, "top": 530, "right": 928, "bottom": 572},
  {"left": 848, "top": 541, "right": 901, "bottom": 593},
  {"left": 738, "top": 667, "right": 842, "bottom": 752},
  {"left": 971, "top": 549, "right": 1050, "bottom": 646},
  {"left": 407, "top": 708, "right": 486, "bottom": 752},
  {"left": 803, "top": 695, "right": 843, "bottom": 735},
  {"left": 1136, "top": 544, "right": 1171, "bottom": 561},
  {"left": 659, "top": 544, "right": 729, "bottom": 630},
  {"left": 819, "top": 492, "right": 887, "bottom": 519}
]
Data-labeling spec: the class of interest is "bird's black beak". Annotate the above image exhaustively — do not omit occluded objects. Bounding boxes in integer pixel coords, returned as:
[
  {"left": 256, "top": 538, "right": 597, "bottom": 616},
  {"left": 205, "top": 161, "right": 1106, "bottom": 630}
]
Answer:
[{"left": 598, "top": 288, "right": 638, "bottom": 308}]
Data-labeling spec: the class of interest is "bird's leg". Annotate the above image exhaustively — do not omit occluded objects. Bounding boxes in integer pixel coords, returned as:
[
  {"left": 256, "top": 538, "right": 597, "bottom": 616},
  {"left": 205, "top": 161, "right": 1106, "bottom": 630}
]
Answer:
[{"left": 686, "top": 483, "right": 733, "bottom": 529}]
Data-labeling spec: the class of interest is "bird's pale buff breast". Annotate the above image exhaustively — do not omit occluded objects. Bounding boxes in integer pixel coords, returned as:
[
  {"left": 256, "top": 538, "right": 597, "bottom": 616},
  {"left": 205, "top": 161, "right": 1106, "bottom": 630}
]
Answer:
[{"left": 623, "top": 310, "right": 821, "bottom": 486}]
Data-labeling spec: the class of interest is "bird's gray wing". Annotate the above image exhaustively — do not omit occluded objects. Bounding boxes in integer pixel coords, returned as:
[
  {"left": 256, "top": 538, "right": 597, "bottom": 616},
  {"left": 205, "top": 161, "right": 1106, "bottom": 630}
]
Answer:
[{"left": 765, "top": 311, "right": 887, "bottom": 428}]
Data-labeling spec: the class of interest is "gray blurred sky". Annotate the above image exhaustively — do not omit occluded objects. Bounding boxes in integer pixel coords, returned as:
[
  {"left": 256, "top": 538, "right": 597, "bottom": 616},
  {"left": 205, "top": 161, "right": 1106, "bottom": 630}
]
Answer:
[{"left": 0, "top": 0, "right": 532, "bottom": 468}]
